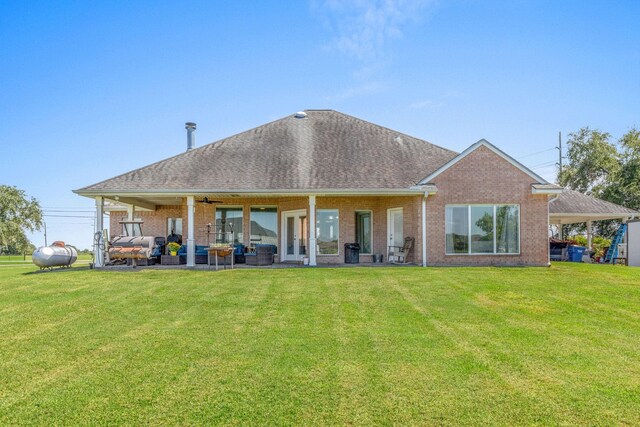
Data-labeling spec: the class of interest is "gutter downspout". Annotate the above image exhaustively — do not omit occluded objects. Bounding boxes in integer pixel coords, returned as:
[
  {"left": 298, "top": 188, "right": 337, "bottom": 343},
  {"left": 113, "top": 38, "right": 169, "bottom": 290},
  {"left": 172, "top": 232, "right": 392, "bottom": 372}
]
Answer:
[
  {"left": 95, "top": 196, "right": 104, "bottom": 268},
  {"left": 548, "top": 194, "right": 560, "bottom": 266},
  {"left": 422, "top": 193, "right": 428, "bottom": 267}
]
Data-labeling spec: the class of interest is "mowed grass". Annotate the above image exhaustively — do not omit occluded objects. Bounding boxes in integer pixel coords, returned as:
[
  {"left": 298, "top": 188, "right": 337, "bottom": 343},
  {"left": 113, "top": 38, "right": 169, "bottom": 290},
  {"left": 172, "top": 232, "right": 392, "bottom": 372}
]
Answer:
[
  {"left": 0, "top": 264, "right": 639, "bottom": 425},
  {"left": 0, "top": 254, "right": 92, "bottom": 266}
]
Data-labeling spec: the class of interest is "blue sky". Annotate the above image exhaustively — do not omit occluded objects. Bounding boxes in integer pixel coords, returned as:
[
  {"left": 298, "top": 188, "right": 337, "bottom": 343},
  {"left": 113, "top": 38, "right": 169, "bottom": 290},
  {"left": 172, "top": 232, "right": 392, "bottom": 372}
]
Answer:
[{"left": 1, "top": 0, "right": 639, "bottom": 249}]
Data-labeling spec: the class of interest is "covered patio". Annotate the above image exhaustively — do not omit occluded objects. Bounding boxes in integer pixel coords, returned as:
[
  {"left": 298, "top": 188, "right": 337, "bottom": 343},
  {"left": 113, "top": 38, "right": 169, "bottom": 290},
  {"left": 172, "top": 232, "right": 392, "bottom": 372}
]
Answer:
[
  {"left": 91, "top": 192, "right": 427, "bottom": 268},
  {"left": 549, "top": 189, "right": 639, "bottom": 248}
]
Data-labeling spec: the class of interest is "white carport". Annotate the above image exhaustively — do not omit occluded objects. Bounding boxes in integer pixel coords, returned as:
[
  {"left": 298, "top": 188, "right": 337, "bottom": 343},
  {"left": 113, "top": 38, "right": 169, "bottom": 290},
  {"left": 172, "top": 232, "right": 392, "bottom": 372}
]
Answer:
[{"left": 549, "top": 189, "right": 639, "bottom": 249}]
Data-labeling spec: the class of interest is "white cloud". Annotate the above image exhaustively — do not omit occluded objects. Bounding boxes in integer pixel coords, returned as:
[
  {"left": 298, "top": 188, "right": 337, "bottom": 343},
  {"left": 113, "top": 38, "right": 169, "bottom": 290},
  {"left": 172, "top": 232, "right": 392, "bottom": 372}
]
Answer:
[
  {"left": 409, "top": 99, "right": 444, "bottom": 110},
  {"left": 325, "top": 81, "right": 388, "bottom": 101},
  {"left": 315, "top": 0, "right": 434, "bottom": 62}
]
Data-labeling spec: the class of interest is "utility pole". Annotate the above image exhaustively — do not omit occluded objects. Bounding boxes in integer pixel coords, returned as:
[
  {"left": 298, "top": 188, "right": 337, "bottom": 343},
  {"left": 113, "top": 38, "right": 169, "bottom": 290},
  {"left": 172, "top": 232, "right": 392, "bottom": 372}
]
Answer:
[
  {"left": 44, "top": 221, "right": 48, "bottom": 246},
  {"left": 556, "top": 131, "right": 563, "bottom": 177}
]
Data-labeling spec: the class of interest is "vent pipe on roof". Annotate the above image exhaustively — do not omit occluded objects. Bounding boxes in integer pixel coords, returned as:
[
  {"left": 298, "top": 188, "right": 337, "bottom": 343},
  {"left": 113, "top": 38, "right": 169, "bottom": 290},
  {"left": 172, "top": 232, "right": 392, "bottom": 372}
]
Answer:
[{"left": 185, "top": 122, "right": 196, "bottom": 151}]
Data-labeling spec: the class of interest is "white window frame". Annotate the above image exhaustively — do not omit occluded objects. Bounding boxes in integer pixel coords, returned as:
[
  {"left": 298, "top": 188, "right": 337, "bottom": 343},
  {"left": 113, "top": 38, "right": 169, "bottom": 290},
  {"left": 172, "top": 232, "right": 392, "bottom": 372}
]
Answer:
[
  {"left": 316, "top": 209, "right": 340, "bottom": 256},
  {"left": 445, "top": 204, "right": 520, "bottom": 255},
  {"left": 215, "top": 205, "right": 244, "bottom": 244},
  {"left": 355, "top": 210, "right": 373, "bottom": 255},
  {"left": 249, "top": 205, "right": 278, "bottom": 247},
  {"left": 167, "top": 217, "right": 183, "bottom": 236}
]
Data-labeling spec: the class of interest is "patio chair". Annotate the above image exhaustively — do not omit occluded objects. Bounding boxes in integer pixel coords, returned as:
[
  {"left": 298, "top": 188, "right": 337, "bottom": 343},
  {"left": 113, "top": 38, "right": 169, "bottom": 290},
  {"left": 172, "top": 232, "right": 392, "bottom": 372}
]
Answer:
[{"left": 388, "top": 237, "right": 414, "bottom": 264}]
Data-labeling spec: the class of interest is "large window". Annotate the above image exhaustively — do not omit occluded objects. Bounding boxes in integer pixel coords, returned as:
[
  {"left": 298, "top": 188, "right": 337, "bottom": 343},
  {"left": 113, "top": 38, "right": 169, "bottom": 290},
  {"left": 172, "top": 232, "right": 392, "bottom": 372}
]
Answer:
[
  {"left": 250, "top": 207, "right": 277, "bottom": 246},
  {"left": 445, "top": 205, "right": 519, "bottom": 255},
  {"left": 215, "top": 207, "right": 243, "bottom": 244},
  {"left": 167, "top": 218, "right": 183, "bottom": 237},
  {"left": 445, "top": 207, "right": 468, "bottom": 254},
  {"left": 316, "top": 209, "right": 339, "bottom": 254},
  {"left": 355, "top": 211, "right": 372, "bottom": 254}
]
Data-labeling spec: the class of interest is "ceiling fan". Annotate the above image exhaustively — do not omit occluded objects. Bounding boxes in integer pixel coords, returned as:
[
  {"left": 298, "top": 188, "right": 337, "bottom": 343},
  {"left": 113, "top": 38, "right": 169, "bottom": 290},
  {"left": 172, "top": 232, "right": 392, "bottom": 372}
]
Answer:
[{"left": 197, "top": 197, "right": 222, "bottom": 204}]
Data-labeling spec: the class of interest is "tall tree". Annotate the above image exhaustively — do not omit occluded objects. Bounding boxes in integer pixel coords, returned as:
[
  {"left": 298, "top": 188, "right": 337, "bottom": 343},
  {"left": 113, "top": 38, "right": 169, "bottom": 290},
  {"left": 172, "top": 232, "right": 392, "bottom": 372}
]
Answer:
[
  {"left": 558, "top": 127, "right": 620, "bottom": 197},
  {"left": 0, "top": 185, "right": 43, "bottom": 252},
  {"left": 558, "top": 127, "right": 640, "bottom": 237},
  {"left": 602, "top": 128, "right": 640, "bottom": 210}
]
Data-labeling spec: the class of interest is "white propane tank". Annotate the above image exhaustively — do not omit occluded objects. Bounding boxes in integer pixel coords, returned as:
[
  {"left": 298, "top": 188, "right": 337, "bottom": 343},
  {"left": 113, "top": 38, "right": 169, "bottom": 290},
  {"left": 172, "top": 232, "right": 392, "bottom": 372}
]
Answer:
[{"left": 32, "top": 242, "right": 78, "bottom": 268}]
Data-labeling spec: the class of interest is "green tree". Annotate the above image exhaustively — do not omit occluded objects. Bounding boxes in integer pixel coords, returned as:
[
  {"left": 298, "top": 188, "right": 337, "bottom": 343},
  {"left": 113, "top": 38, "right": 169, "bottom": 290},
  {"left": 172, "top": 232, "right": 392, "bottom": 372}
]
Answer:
[
  {"left": 601, "top": 128, "right": 640, "bottom": 210},
  {"left": 558, "top": 127, "right": 620, "bottom": 197},
  {"left": 0, "top": 185, "right": 43, "bottom": 252},
  {"left": 558, "top": 127, "right": 640, "bottom": 238}
]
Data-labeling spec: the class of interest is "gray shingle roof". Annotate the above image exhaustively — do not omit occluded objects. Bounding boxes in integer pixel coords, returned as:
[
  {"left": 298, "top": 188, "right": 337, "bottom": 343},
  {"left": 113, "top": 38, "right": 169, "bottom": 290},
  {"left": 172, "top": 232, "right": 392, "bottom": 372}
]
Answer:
[
  {"left": 77, "top": 110, "right": 458, "bottom": 193},
  {"left": 550, "top": 189, "right": 638, "bottom": 215}
]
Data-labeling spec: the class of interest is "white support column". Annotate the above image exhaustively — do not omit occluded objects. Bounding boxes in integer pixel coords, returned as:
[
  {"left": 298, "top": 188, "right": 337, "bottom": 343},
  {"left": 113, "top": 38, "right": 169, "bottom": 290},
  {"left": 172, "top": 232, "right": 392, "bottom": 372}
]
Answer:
[
  {"left": 586, "top": 220, "right": 592, "bottom": 249},
  {"left": 309, "top": 195, "right": 317, "bottom": 266},
  {"left": 422, "top": 195, "right": 428, "bottom": 267},
  {"left": 95, "top": 196, "right": 104, "bottom": 268},
  {"left": 187, "top": 196, "right": 195, "bottom": 267},
  {"left": 127, "top": 204, "right": 135, "bottom": 221}
]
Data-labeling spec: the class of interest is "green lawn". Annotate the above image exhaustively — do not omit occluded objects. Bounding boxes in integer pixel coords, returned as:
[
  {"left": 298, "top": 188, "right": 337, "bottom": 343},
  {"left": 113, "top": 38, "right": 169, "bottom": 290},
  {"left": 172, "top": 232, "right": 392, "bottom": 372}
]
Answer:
[
  {"left": 0, "top": 253, "right": 92, "bottom": 265},
  {"left": 1, "top": 264, "right": 639, "bottom": 425}
]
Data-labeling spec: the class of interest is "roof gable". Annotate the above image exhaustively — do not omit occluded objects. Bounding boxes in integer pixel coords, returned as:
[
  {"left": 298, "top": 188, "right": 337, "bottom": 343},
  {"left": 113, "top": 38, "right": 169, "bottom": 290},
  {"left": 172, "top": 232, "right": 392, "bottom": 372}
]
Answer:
[{"left": 417, "top": 139, "right": 549, "bottom": 185}]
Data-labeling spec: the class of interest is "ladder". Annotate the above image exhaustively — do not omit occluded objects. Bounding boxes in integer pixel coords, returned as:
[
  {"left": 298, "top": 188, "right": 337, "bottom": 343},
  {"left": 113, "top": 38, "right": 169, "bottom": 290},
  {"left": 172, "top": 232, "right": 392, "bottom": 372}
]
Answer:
[{"left": 604, "top": 223, "right": 627, "bottom": 263}]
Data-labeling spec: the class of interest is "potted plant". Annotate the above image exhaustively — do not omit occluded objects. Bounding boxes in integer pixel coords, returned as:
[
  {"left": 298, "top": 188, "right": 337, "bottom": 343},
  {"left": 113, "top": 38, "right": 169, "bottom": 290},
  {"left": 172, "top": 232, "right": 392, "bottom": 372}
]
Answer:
[{"left": 167, "top": 242, "right": 181, "bottom": 256}]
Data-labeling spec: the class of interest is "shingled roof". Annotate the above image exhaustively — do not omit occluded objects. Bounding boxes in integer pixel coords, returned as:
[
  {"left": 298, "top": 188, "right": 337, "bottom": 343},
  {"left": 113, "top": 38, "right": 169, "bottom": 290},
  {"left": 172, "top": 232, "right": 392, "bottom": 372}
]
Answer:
[
  {"left": 549, "top": 189, "right": 638, "bottom": 224},
  {"left": 77, "top": 110, "right": 458, "bottom": 193}
]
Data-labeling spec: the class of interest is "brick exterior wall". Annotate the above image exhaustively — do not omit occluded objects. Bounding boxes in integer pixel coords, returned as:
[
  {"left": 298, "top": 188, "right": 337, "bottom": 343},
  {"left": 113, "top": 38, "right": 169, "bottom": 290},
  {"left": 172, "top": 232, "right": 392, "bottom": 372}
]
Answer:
[
  {"left": 106, "top": 146, "right": 549, "bottom": 266},
  {"left": 425, "top": 145, "right": 550, "bottom": 266},
  {"left": 109, "top": 205, "right": 184, "bottom": 241},
  {"left": 109, "top": 196, "right": 422, "bottom": 264}
]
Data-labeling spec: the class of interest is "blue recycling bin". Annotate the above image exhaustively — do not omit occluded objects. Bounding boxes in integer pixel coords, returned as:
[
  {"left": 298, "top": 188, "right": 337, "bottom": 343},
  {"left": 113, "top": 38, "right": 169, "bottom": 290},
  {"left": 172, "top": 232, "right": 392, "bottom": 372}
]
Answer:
[{"left": 568, "top": 245, "right": 587, "bottom": 262}]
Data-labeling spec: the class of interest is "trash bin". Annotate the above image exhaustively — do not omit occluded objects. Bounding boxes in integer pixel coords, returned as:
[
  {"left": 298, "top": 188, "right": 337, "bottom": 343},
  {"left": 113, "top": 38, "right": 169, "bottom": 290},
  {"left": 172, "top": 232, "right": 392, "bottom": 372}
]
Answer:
[
  {"left": 568, "top": 245, "right": 586, "bottom": 262},
  {"left": 344, "top": 243, "right": 360, "bottom": 264}
]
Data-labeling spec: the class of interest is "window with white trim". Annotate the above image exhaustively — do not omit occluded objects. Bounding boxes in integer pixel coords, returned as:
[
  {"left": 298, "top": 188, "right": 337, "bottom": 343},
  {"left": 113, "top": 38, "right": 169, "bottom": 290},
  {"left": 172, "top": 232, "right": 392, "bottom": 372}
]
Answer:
[
  {"left": 167, "top": 218, "right": 183, "bottom": 237},
  {"left": 445, "top": 205, "right": 519, "bottom": 255},
  {"left": 316, "top": 209, "right": 339, "bottom": 254},
  {"left": 215, "top": 207, "right": 243, "bottom": 244},
  {"left": 355, "top": 210, "right": 372, "bottom": 254}
]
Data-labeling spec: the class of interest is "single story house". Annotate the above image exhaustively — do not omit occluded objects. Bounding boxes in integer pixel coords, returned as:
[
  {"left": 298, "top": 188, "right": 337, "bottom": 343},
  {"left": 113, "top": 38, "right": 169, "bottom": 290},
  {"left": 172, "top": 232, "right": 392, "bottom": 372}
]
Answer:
[{"left": 75, "top": 109, "right": 570, "bottom": 267}]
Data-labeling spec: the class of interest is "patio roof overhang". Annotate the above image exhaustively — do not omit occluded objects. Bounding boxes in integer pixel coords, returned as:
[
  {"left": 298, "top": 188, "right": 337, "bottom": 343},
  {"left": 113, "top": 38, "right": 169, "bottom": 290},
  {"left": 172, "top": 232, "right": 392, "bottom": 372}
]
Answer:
[
  {"left": 549, "top": 213, "right": 637, "bottom": 225},
  {"left": 549, "top": 189, "right": 639, "bottom": 225},
  {"left": 74, "top": 187, "right": 438, "bottom": 211}
]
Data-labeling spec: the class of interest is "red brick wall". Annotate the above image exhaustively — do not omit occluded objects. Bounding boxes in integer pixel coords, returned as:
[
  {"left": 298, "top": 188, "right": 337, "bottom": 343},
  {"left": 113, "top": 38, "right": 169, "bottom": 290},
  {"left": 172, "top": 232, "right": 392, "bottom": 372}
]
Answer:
[
  {"left": 315, "top": 196, "right": 421, "bottom": 264},
  {"left": 109, "top": 205, "right": 184, "bottom": 241},
  {"left": 426, "top": 145, "right": 549, "bottom": 266},
  {"left": 108, "top": 196, "right": 423, "bottom": 264},
  {"left": 105, "top": 147, "right": 548, "bottom": 268}
]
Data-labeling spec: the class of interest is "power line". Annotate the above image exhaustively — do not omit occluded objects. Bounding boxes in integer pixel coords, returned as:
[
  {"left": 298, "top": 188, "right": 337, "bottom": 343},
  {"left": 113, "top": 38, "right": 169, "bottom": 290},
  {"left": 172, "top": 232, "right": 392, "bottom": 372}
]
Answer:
[
  {"left": 42, "top": 206, "right": 95, "bottom": 210},
  {"left": 529, "top": 160, "right": 557, "bottom": 168},
  {"left": 43, "top": 209, "right": 95, "bottom": 213},
  {"left": 43, "top": 214, "right": 96, "bottom": 218},
  {"left": 516, "top": 147, "right": 556, "bottom": 160}
]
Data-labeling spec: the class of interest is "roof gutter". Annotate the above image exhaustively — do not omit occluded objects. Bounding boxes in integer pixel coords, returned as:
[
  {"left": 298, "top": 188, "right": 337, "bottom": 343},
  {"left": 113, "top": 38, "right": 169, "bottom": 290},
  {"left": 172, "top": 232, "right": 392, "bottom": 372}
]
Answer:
[
  {"left": 73, "top": 187, "right": 431, "bottom": 198},
  {"left": 531, "top": 184, "right": 564, "bottom": 195}
]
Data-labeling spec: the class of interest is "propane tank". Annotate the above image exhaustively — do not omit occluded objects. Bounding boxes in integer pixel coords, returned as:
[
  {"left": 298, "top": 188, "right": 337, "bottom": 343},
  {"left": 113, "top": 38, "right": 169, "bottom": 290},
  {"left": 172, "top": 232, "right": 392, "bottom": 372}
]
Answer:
[{"left": 32, "top": 241, "right": 78, "bottom": 268}]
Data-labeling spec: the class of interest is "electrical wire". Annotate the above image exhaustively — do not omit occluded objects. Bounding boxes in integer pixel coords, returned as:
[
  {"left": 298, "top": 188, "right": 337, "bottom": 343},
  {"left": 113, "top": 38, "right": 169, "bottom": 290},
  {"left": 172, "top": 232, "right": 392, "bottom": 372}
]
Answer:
[
  {"left": 42, "top": 214, "right": 93, "bottom": 218},
  {"left": 516, "top": 147, "right": 556, "bottom": 160}
]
